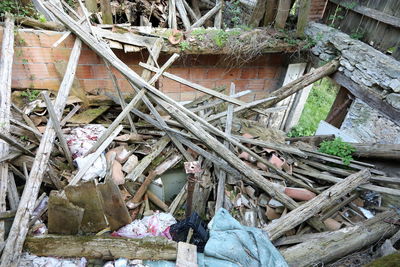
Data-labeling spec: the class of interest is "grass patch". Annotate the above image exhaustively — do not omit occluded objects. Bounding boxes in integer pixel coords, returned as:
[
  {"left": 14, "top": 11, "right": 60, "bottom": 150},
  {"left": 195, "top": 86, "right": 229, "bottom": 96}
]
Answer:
[{"left": 288, "top": 78, "right": 338, "bottom": 137}]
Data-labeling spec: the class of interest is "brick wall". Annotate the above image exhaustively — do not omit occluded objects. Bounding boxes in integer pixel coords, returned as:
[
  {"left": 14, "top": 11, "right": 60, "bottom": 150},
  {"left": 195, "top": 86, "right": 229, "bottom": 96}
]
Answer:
[
  {"left": 309, "top": 0, "right": 328, "bottom": 21},
  {"left": 2, "top": 29, "right": 287, "bottom": 102}
]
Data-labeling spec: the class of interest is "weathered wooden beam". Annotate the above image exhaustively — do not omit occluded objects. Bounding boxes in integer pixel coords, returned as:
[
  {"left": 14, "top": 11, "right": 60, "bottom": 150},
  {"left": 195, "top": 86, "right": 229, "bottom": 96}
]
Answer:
[
  {"left": 42, "top": 92, "right": 74, "bottom": 168},
  {"left": 0, "top": 14, "right": 14, "bottom": 242},
  {"left": 263, "top": 0, "right": 278, "bottom": 26},
  {"left": 249, "top": 0, "right": 267, "bottom": 27},
  {"left": 100, "top": 0, "right": 113, "bottom": 24},
  {"left": 330, "top": 0, "right": 400, "bottom": 28},
  {"left": 176, "top": 0, "right": 191, "bottom": 30},
  {"left": 332, "top": 72, "right": 400, "bottom": 126},
  {"left": 350, "top": 143, "right": 400, "bottom": 160},
  {"left": 191, "top": 3, "right": 222, "bottom": 28},
  {"left": 265, "top": 169, "right": 370, "bottom": 241},
  {"left": 15, "top": 16, "right": 65, "bottom": 31},
  {"left": 7, "top": 172, "right": 19, "bottom": 211},
  {"left": 275, "top": 0, "right": 291, "bottom": 29},
  {"left": 296, "top": 0, "right": 311, "bottom": 37},
  {"left": 168, "top": 0, "right": 178, "bottom": 29},
  {"left": 24, "top": 235, "right": 177, "bottom": 260},
  {"left": 281, "top": 210, "right": 400, "bottom": 267},
  {"left": 0, "top": 38, "right": 82, "bottom": 267}
]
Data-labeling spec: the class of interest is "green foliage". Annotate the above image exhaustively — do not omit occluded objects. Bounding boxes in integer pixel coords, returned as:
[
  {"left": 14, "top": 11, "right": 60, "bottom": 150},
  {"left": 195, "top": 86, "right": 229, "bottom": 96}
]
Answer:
[
  {"left": 213, "top": 30, "right": 229, "bottom": 47},
  {"left": 38, "top": 14, "right": 47, "bottom": 23},
  {"left": 0, "top": 1, "right": 36, "bottom": 18},
  {"left": 302, "top": 36, "right": 317, "bottom": 49},
  {"left": 288, "top": 78, "right": 338, "bottom": 137},
  {"left": 319, "top": 137, "right": 356, "bottom": 165},
  {"left": 21, "top": 89, "right": 40, "bottom": 102},
  {"left": 191, "top": 28, "right": 207, "bottom": 41},
  {"left": 350, "top": 30, "right": 364, "bottom": 40},
  {"left": 179, "top": 41, "right": 190, "bottom": 51},
  {"left": 342, "top": 2, "right": 357, "bottom": 9}
]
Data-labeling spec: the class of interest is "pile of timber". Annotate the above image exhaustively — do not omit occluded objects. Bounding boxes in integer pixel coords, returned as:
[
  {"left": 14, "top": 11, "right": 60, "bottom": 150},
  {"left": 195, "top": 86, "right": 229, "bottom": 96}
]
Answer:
[{"left": 0, "top": 3, "right": 399, "bottom": 267}]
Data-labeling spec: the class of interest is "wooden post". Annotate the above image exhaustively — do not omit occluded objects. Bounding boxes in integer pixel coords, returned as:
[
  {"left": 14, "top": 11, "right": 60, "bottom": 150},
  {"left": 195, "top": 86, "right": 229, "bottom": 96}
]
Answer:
[
  {"left": 0, "top": 14, "right": 14, "bottom": 242},
  {"left": 168, "top": 0, "right": 178, "bottom": 29},
  {"left": 0, "top": 38, "right": 82, "bottom": 267},
  {"left": 296, "top": 0, "right": 311, "bottom": 38},
  {"left": 100, "top": 0, "right": 113, "bottom": 24},
  {"left": 249, "top": 0, "right": 267, "bottom": 27},
  {"left": 191, "top": 3, "right": 223, "bottom": 28},
  {"left": 274, "top": 0, "right": 291, "bottom": 29},
  {"left": 85, "top": 0, "right": 97, "bottom": 13},
  {"left": 175, "top": 0, "right": 191, "bottom": 30},
  {"left": 263, "top": 0, "right": 278, "bottom": 26}
]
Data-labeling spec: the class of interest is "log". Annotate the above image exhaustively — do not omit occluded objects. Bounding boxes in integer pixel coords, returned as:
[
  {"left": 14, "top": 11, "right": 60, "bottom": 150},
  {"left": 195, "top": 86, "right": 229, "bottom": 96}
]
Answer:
[
  {"left": 265, "top": 169, "right": 370, "bottom": 241},
  {"left": 350, "top": 143, "right": 400, "bottom": 160},
  {"left": 100, "top": 0, "right": 113, "bottom": 24},
  {"left": 0, "top": 14, "right": 14, "bottom": 242},
  {"left": 249, "top": 0, "right": 267, "bottom": 27},
  {"left": 0, "top": 38, "right": 82, "bottom": 267},
  {"left": 168, "top": 0, "right": 178, "bottom": 29},
  {"left": 281, "top": 210, "right": 400, "bottom": 267},
  {"left": 15, "top": 16, "right": 65, "bottom": 31},
  {"left": 263, "top": 0, "right": 278, "bottom": 26},
  {"left": 24, "top": 235, "right": 177, "bottom": 260},
  {"left": 274, "top": 0, "right": 291, "bottom": 29},
  {"left": 296, "top": 0, "right": 311, "bottom": 38},
  {"left": 285, "top": 134, "right": 335, "bottom": 146}
]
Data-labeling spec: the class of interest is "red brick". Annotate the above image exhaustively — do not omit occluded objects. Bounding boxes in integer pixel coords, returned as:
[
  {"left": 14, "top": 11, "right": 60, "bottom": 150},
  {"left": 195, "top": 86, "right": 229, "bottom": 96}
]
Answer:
[
  {"left": 76, "top": 65, "right": 94, "bottom": 79},
  {"left": 78, "top": 50, "right": 101, "bottom": 64},
  {"left": 221, "top": 68, "right": 241, "bottom": 79},
  {"left": 207, "top": 68, "right": 223, "bottom": 80},
  {"left": 238, "top": 93, "right": 256, "bottom": 102},
  {"left": 160, "top": 78, "right": 181, "bottom": 93},
  {"left": 198, "top": 81, "right": 216, "bottom": 89},
  {"left": 181, "top": 84, "right": 195, "bottom": 92},
  {"left": 258, "top": 67, "right": 277, "bottom": 79},
  {"left": 247, "top": 79, "right": 265, "bottom": 91},
  {"left": 91, "top": 65, "right": 109, "bottom": 79},
  {"left": 189, "top": 68, "right": 207, "bottom": 80},
  {"left": 117, "top": 80, "right": 132, "bottom": 92},
  {"left": 80, "top": 79, "right": 113, "bottom": 93},
  {"left": 240, "top": 68, "right": 258, "bottom": 79},
  {"left": 170, "top": 68, "right": 190, "bottom": 80},
  {"left": 214, "top": 80, "right": 231, "bottom": 89},
  {"left": 234, "top": 80, "right": 248, "bottom": 92}
]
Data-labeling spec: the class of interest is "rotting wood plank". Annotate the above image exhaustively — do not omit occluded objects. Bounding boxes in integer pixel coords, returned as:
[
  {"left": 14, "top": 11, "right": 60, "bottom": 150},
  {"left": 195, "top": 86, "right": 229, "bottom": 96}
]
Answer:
[
  {"left": 42, "top": 91, "right": 74, "bottom": 168},
  {"left": 7, "top": 172, "right": 19, "bottom": 211},
  {"left": 296, "top": 0, "right": 311, "bottom": 37},
  {"left": 0, "top": 14, "right": 14, "bottom": 242},
  {"left": 100, "top": 0, "right": 113, "bottom": 24},
  {"left": 168, "top": 0, "right": 178, "bottom": 29},
  {"left": 176, "top": 0, "right": 191, "bottom": 30},
  {"left": 24, "top": 235, "right": 177, "bottom": 260},
  {"left": 274, "top": 0, "right": 291, "bottom": 29},
  {"left": 215, "top": 82, "right": 235, "bottom": 212},
  {"left": 265, "top": 169, "right": 370, "bottom": 241},
  {"left": 0, "top": 38, "right": 82, "bottom": 267},
  {"left": 191, "top": 3, "right": 222, "bottom": 28},
  {"left": 281, "top": 210, "right": 400, "bottom": 267},
  {"left": 350, "top": 143, "right": 400, "bottom": 160}
]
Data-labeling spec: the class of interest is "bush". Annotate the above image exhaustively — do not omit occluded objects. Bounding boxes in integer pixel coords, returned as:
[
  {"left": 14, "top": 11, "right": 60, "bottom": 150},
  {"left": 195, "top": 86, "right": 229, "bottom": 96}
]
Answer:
[{"left": 319, "top": 137, "right": 356, "bottom": 165}]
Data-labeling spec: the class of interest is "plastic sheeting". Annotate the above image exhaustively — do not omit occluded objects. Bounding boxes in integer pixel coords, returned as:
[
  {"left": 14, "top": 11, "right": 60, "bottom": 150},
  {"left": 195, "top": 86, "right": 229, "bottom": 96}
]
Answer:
[{"left": 202, "top": 208, "right": 288, "bottom": 267}]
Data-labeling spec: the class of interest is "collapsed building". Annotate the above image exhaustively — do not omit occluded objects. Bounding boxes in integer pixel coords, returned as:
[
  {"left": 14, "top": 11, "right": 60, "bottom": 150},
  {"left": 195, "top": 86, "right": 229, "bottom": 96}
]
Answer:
[{"left": 0, "top": 0, "right": 399, "bottom": 266}]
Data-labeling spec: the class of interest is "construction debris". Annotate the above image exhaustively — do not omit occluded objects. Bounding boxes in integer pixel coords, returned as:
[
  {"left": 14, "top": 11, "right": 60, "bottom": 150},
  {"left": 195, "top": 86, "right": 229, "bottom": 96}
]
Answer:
[{"left": 0, "top": 1, "right": 399, "bottom": 267}]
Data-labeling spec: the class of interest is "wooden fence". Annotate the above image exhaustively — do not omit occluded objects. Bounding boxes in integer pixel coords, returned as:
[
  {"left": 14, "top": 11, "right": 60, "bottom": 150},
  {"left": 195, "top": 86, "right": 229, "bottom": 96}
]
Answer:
[{"left": 323, "top": 0, "right": 400, "bottom": 60}]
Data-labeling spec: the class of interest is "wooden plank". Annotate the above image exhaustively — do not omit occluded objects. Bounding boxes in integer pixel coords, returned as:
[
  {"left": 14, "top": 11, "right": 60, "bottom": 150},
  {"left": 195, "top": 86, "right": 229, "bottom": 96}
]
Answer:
[
  {"left": 47, "top": 191, "right": 84, "bottom": 235},
  {"left": 176, "top": 242, "right": 198, "bottom": 267},
  {"left": 330, "top": 0, "right": 400, "bottom": 28},
  {"left": 214, "top": 0, "right": 223, "bottom": 28},
  {"left": 0, "top": 38, "right": 82, "bottom": 267},
  {"left": 64, "top": 180, "right": 108, "bottom": 233},
  {"left": 168, "top": 0, "right": 178, "bottom": 29},
  {"left": 7, "top": 172, "right": 19, "bottom": 211},
  {"left": 176, "top": 0, "right": 191, "bottom": 30},
  {"left": 266, "top": 63, "right": 307, "bottom": 129},
  {"left": 332, "top": 72, "right": 400, "bottom": 126},
  {"left": 191, "top": 3, "right": 223, "bottom": 28},
  {"left": 263, "top": 0, "right": 278, "bottom": 26},
  {"left": 265, "top": 169, "right": 370, "bottom": 241},
  {"left": 24, "top": 235, "right": 177, "bottom": 260},
  {"left": 0, "top": 14, "right": 14, "bottom": 242},
  {"left": 97, "top": 179, "right": 131, "bottom": 231},
  {"left": 249, "top": 0, "right": 267, "bottom": 27},
  {"left": 42, "top": 91, "right": 74, "bottom": 168}
]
